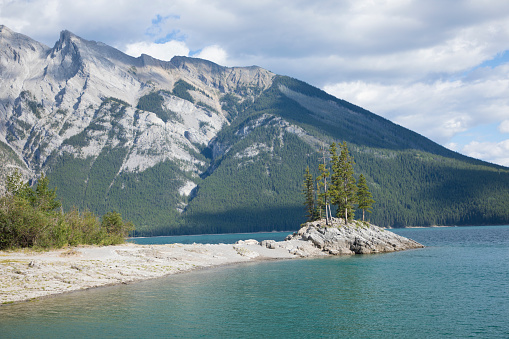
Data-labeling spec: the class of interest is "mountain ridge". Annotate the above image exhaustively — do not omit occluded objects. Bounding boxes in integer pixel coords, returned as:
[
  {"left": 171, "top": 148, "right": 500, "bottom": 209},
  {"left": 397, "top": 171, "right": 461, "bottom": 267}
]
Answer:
[{"left": 1, "top": 26, "right": 508, "bottom": 234}]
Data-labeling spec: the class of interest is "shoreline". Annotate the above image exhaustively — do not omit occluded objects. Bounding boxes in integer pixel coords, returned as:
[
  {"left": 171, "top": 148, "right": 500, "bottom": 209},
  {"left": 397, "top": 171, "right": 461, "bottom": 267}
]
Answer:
[
  {"left": 3, "top": 252, "right": 296, "bottom": 306},
  {"left": 0, "top": 241, "right": 308, "bottom": 305},
  {"left": 129, "top": 230, "right": 295, "bottom": 240},
  {"left": 1, "top": 222, "right": 424, "bottom": 305},
  {"left": 399, "top": 225, "right": 453, "bottom": 229}
]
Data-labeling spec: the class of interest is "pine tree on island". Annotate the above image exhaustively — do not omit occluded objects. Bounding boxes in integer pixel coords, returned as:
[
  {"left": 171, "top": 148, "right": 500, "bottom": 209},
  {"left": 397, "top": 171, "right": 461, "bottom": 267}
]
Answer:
[
  {"left": 302, "top": 141, "right": 375, "bottom": 226},
  {"left": 316, "top": 147, "right": 333, "bottom": 225},
  {"left": 329, "top": 142, "right": 341, "bottom": 218},
  {"left": 357, "top": 174, "right": 375, "bottom": 222},
  {"left": 303, "top": 166, "right": 318, "bottom": 222},
  {"left": 334, "top": 141, "right": 357, "bottom": 224}
]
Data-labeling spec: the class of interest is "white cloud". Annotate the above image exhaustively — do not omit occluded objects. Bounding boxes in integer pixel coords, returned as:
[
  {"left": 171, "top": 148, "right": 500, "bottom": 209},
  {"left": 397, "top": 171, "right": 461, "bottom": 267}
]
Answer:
[
  {"left": 3, "top": 0, "right": 509, "bottom": 165},
  {"left": 195, "top": 45, "right": 229, "bottom": 66},
  {"left": 445, "top": 142, "right": 458, "bottom": 151},
  {"left": 125, "top": 41, "right": 189, "bottom": 61},
  {"left": 499, "top": 120, "right": 509, "bottom": 133},
  {"left": 124, "top": 41, "right": 229, "bottom": 65},
  {"left": 324, "top": 63, "right": 509, "bottom": 146},
  {"left": 461, "top": 140, "right": 509, "bottom": 166},
  {"left": 4, "top": 0, "right": 509, "bottom": 85}
]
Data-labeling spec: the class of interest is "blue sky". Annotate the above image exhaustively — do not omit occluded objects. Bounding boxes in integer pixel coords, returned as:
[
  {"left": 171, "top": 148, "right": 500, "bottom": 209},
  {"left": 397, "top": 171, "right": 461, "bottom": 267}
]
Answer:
[{"left": 2, "top": 0, "right": 509, "bottom": 166}]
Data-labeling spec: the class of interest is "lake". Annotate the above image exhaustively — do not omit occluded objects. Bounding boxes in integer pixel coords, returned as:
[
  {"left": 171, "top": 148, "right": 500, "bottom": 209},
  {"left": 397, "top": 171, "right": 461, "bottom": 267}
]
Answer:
[{"left": 1, "top": 226, "right": 508, "bottom": 338}]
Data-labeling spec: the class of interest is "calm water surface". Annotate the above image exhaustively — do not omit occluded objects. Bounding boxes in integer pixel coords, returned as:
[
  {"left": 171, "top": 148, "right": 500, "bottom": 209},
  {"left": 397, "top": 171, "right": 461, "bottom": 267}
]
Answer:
[
  {"left": 130, "top": 231, "right": 292, "bottom": 245},
  {"left": 1, "top": 226, "right": 508, "bottom": 338}
]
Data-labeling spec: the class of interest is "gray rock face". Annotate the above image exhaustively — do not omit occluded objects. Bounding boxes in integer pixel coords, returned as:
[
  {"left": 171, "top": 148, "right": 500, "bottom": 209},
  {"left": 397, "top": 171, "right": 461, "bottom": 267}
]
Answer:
[
  {"left": 284, "top": 218, "right": 424, "bottom": 255},
  {"left": 0, "top": 26, "right": 276, "bottom": 195}
]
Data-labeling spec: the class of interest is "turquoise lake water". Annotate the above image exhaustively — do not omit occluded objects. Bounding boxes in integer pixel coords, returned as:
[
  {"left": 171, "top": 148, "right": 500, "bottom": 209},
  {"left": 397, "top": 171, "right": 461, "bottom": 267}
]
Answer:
[
  {"left": 1, "top": 226, "right": 508, "bottom": 338},
  {"left": 130, "top": 231, "right": 292, "bottom": 245}
]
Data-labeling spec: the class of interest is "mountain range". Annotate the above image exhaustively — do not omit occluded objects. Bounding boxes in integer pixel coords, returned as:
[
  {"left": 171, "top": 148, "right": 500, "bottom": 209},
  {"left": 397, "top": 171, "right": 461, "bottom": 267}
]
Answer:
[{"left": 1, "top": 25, "right": 509, "bottom": 235}]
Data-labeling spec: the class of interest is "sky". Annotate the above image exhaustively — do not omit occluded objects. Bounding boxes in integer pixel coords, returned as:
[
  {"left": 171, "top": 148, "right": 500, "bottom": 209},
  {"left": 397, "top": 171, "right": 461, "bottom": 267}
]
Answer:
[{"left": 2, "top": 0, "right": 509, "bottom": 166}]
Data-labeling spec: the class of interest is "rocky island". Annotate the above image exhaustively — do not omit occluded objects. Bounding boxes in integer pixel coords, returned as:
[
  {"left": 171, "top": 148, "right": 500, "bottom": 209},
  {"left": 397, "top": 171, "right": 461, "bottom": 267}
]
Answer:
[
  {"left": 0, "top": 220, "right": 422, "bottom": 305},
  {"left": 284, "top": 219, "right": 424, "bottom": 255}
]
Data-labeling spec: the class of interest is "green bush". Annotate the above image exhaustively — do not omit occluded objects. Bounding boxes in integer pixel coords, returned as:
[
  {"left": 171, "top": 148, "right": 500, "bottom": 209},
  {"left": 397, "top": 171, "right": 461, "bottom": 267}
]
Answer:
[
  {"left": 0, "top": 171, "right": 135, "bottom": 250},
  {"left": 101, "top": 211, "right": 134, "bottom": 245},
  {"left": 0, "top": 196, "right": 52, "bottom": 248}
]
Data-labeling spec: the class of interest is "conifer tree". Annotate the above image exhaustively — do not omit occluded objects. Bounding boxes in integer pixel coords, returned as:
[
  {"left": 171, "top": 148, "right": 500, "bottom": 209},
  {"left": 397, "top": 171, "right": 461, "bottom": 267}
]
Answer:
[
  {"left": 357, "top": 174, "right": 375, "bottom": 222},
  {"left": 335, "top": 141, "right": 357, "bottom": 224},
  {"left": 34, "top": 174, "right": 61, "bottom": 212},
  {"left": 6, "top": 171, "right": 61, "bottom": 212},
  {"left": 302, "top": 166, "right": 317, "bottom": 221},
  {"left": 329, "top": 142, "right": 340, "bottom": 214},
  {"left": 315, "top": 177, "right": 325, "bottom": 221},
  {"left": 6, "top": 170, "right": 34, "bottom": 202},
  {"left": 316, "top": 147, "right": 332, "bottom": 224}
]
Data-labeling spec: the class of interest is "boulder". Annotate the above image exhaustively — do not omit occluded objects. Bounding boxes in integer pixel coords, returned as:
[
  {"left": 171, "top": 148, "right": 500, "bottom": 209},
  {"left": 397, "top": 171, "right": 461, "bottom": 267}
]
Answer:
[
  {"left": 261, "top": 240, "right": 278, "bottom": 249},
  {"left": 235, "top": 239, "right": 259, "bottom": 245}
]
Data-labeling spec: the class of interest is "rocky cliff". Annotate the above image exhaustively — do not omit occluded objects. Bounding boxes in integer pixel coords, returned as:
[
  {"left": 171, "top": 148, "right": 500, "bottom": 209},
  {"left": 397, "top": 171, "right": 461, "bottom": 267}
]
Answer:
[{"left": 0, "top": 25, "right": 273, "bottom": 181}]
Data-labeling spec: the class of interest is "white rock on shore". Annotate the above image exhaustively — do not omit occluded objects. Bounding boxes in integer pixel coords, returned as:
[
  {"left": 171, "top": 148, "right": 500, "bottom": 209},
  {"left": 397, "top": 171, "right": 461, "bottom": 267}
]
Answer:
[{"left": 1, "top": 221, "right": 422, "bottom": 305}]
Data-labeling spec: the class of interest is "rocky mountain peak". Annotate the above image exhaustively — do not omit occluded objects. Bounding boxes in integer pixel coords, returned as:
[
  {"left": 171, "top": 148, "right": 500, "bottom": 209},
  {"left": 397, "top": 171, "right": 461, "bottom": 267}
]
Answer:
[
  {"left": 0, "top": 25, "right": 12, "bottom": 35},
  {"left": 51, "top": 29, "right": 136, "bottom": 68},
  {"left": 52, "top": 29, "right": 79, "bottom": 52},
  {"left": 0, "top": 25, "right": 49, "bottom": 51},
  {"left": 137, "top": 53, "right": 169, "bottom": 68},
  {"left": 170, "top": 55, "right": 224, "bottom": 73},
  {"left": 58, "top": 29, "right": 75, "bottom": 41},
  {"left": 166, "top": 55, "right": 275, "bottom": 94}
]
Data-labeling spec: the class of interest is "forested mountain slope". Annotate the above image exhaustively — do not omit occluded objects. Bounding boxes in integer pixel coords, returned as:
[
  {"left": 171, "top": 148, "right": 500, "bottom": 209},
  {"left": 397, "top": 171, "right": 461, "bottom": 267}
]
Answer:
[{"left": 1, "top": 26, "right": 508, "bottom": 235}]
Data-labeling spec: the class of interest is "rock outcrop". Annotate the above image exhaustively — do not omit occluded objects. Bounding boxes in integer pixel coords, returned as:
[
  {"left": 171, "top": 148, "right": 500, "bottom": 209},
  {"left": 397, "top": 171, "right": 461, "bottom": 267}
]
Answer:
[{"left": 281, "top": 218, "right": 423, "bottom": 256}]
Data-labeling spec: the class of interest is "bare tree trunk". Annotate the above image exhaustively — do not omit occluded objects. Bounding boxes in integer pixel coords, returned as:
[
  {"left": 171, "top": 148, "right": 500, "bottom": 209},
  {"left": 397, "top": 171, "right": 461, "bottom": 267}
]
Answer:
[
  {"left": 344, "top": 196, "right": 348, "bottom": 225},
  {"left": 323, "top": 155, "right": 330, "bottom": 225}
]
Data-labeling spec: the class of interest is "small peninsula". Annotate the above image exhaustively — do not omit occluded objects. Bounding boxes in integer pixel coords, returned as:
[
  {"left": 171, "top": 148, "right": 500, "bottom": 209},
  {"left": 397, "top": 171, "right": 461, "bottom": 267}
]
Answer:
[{"left": 0, "top": 220, "right": 422, "bottom": 305}]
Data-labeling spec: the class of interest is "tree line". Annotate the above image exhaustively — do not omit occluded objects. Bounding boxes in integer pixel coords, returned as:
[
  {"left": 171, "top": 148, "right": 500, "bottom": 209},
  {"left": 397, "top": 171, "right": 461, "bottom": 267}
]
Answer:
[
  {"left": 303, "top": 141, "right": 375, "bottom": 225},
  {"left": 0, "top": 170, "right": 134, "bottom": 250}
]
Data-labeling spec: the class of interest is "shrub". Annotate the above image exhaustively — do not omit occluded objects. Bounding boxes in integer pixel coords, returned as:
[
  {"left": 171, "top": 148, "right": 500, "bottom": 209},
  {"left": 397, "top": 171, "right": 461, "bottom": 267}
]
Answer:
[
  {"left": 101, "top": 211, "right": 134, "bottom": 245},
  {"left": 0, "top": 171, "right": 135, "bottom": 250}
]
